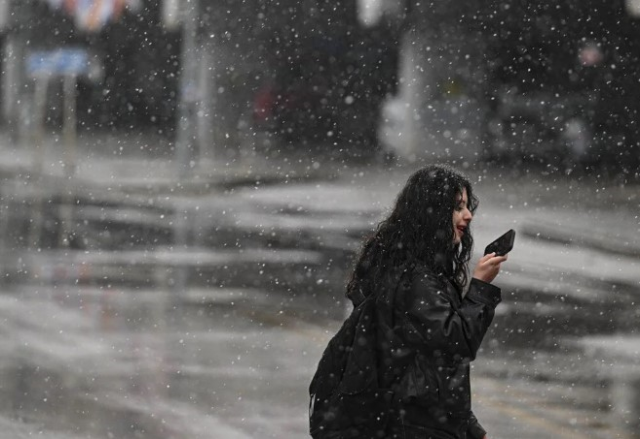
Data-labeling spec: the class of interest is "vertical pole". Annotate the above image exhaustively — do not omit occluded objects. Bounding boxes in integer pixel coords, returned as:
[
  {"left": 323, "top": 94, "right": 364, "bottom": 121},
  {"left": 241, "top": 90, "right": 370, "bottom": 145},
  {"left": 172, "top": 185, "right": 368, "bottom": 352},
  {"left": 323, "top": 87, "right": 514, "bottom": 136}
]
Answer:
[
  {"left": 399, "top": 28, "right": 424, "bottom": 162},
  {"left": 175, "top": 0, "right": 200, "bottom": 179},
  {"left": 3, "top": 0, "right": 29, "bottom": 139},
  {"left": 28, "top": 75, "right": 50, "bottom": 249},
  {"left": 197, "top": 40, "right": 212, "bottom": 162},
  {"left": 2, "top": 36, "right": 22, "bottom": 135},
  {"left": 63, "top": 74, "right": 78, "bottom": 178},
  {"left": 59, "top": 73, "right": 78, "bottom": 247},
  {"left": 32, "top": 76, "right": 49, "bottom": 175},
  {"left": 173, "top": 0, "right": 199, "bottom": 296}
]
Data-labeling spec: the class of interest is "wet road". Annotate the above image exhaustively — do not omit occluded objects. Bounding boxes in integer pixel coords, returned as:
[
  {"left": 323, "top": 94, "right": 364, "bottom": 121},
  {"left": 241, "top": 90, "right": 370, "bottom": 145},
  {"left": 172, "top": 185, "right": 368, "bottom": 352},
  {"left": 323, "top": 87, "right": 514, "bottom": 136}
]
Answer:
[
  {"left": 0, "top": 159, "right": 639, "bottom": 438},
  {"left": 0, "top": 280, "right": 634, "bottom": 439},
  {"left": 0, "top": 283, "right": 320, "bottom": 438}
]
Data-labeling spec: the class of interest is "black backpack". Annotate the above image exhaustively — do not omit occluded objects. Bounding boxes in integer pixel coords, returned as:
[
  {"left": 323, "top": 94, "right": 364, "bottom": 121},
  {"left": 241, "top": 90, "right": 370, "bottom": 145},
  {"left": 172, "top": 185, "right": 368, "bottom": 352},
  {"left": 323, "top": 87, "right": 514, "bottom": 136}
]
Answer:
[{"left": 308, "top": 295, "right": 394, "bottom": 439}]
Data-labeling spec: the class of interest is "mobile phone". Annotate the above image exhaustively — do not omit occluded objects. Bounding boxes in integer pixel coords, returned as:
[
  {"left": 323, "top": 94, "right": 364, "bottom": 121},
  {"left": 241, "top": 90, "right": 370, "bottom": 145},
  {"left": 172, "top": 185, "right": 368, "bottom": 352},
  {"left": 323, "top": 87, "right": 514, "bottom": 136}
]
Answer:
[{"left": 484, "top": 229, "right": 516, "bottom": 256}]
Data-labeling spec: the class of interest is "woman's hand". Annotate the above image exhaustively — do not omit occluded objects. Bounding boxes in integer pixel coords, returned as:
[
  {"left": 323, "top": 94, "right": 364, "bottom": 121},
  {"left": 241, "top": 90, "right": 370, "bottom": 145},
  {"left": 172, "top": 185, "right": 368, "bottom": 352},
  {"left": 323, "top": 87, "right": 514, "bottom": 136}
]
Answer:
[{"left": 473, "top": 252, "right": 508, "bottom": 284}]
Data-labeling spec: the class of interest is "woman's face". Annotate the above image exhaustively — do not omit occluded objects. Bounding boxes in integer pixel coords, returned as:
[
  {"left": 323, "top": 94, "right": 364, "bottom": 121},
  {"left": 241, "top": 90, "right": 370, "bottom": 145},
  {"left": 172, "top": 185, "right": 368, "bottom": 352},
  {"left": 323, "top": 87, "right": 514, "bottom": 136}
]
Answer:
[{"left": 452, "top": 188, "right": 473, "bottom": 245}]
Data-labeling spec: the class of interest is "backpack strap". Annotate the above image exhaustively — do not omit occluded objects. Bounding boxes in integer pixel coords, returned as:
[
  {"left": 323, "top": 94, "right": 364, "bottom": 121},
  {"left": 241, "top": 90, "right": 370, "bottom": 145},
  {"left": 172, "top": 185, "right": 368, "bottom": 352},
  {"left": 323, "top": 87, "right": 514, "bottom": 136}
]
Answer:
[{"left": 350, "top": 286, "right": 368, "bottom": 307}]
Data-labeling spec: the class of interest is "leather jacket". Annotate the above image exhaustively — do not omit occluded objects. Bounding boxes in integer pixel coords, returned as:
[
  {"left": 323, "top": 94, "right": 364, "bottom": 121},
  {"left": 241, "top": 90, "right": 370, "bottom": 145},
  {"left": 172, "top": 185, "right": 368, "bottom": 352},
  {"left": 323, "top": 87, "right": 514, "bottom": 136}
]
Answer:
[{"left": 375, "top": 266, "right": 501, "bottom": 439}]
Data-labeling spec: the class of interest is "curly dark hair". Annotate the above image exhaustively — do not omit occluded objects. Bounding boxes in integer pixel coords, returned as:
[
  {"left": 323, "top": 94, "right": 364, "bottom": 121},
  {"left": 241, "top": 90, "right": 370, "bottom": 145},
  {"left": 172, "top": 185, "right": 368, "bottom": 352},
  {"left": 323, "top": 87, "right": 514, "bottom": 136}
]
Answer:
[{"left": 347, "top": 165, "right": 478, "bottom": 299}]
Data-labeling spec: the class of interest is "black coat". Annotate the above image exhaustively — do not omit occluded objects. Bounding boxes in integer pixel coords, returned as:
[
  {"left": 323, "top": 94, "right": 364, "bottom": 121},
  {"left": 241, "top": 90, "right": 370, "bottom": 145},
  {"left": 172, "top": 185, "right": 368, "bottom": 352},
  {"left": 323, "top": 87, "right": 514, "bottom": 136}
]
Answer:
[{"left": 371, "top": 267, "right": 501, "bottom": 439}]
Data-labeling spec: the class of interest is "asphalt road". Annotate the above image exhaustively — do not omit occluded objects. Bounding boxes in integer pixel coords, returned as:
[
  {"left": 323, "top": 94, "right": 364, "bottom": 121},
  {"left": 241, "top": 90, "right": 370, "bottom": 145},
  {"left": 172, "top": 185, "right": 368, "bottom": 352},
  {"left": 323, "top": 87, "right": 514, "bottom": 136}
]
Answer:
[
  {"left": 1, "top": 132, "right": 639, "bottom": 438},
  {"left": 0, "top": 280, "right": 633, "bottom": 439}
]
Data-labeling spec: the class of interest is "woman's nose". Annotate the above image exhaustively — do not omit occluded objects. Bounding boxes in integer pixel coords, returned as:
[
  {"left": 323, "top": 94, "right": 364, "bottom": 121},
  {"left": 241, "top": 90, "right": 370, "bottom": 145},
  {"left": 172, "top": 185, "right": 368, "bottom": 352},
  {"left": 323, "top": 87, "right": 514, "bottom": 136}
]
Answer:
[{"left": 464, "top": 209, "right": 473, "bottom": 221}]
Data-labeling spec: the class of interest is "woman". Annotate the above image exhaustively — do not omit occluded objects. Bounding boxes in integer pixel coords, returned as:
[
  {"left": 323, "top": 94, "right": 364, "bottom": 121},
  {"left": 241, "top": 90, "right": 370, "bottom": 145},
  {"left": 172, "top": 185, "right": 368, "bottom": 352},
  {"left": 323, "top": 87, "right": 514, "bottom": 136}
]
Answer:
[{"left": 346, "top": 165, "right": 506, "bottom": 439}]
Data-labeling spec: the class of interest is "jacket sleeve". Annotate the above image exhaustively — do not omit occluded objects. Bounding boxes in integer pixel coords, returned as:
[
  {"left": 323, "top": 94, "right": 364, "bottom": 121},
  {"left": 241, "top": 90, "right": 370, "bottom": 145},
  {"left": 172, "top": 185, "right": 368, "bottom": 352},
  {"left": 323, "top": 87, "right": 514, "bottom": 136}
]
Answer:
[
  {"left": 401, "top": 272, "right": 501, "bottom": 361},
  {"left": 467, "top": 411, "right": 487, "bottom": 439}
]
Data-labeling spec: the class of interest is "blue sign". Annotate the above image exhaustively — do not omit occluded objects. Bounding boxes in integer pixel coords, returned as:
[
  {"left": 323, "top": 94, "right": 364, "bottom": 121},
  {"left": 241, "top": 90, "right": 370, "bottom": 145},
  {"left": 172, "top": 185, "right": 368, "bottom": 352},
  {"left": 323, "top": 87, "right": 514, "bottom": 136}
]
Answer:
[{"left": 27, "top": 48, "right": 89, "bottom": 77}]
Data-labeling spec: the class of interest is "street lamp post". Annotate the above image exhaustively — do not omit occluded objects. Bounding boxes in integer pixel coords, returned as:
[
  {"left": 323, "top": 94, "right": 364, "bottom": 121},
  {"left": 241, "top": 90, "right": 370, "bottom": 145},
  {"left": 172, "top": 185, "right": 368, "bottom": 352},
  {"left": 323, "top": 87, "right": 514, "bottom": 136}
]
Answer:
[{"left": 175, "top": 0, "right": 201, "bottom": 179}]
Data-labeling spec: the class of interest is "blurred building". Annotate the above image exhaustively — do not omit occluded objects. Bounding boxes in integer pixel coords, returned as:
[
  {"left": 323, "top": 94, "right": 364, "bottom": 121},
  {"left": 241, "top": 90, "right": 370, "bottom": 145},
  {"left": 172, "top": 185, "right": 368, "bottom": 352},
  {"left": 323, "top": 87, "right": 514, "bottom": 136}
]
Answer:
[
  {"left": 374, "top": 0, "right": 640, "bottom": 168},
  {"left": 482, "top": 0, "right": 640, "bottom": 169},
  {"left": 1, "top": 0, "right": 180, "bottom": 137},
  {"left": 0, "top": 0, "right": 399, "bottom": 161}
]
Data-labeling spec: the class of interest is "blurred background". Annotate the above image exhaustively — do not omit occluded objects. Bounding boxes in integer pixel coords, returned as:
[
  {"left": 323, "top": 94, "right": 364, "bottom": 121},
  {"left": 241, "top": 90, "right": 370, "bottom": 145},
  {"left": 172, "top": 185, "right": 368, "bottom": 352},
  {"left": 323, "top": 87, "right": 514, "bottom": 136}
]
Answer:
[{"left": 0, "top": 0, "right": 638, "bottom": 438}]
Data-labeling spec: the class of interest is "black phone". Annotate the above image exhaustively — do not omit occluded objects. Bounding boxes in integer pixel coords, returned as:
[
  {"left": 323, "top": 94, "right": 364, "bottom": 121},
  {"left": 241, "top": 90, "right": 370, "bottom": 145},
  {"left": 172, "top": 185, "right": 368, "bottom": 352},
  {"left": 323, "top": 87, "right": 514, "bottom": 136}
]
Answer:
[{"left": 484, "top": 229, "right": 516, "bottom": 256}]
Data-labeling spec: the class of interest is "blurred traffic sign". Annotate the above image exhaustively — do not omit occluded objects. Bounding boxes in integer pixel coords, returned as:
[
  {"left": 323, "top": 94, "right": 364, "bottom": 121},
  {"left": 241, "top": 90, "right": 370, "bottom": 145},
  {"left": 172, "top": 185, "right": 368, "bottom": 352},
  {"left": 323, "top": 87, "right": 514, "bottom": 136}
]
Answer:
[
  {"left": 27, "top": 48, "right": 89, "bottom": 78},
  {"left": 41, "top": 0, "right": 141, "bottom": 32}
]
